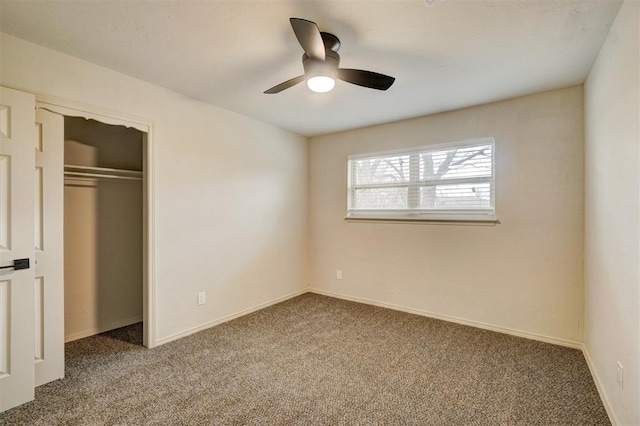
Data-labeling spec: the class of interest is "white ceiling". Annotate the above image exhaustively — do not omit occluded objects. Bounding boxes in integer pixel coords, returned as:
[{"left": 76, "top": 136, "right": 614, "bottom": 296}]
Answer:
[{"left": 0, "top": 0, "right": 622, "bottom": 137}]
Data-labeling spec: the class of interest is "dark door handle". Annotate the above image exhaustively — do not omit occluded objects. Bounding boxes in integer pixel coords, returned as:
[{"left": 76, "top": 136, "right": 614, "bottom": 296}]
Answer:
[{"left": 0, "top": 258, "right": 30, "bottom": 271}]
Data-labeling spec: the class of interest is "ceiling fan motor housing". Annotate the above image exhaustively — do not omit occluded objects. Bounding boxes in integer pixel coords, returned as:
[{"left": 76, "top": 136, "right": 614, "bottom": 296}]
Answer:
[
  {"left": 320, "top": 32, "right": 341, "bottom": 52},
  {"left": 303, "top": 50, "right": 340, "bottom": 79}
]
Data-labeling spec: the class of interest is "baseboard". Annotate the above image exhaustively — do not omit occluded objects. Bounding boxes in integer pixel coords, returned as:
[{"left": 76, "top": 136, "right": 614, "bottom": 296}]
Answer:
[
  {"left": 155, "top": 288, "right": 308, "bottom": 346},
  {"left": 308, "top": 288, "right": 582, "bottom": 349},
  {"left": 65, "top": 315, "right": 143, "bottom": 343},
  {"left": 582, "top": 345, "right": 619, "bottom": 426}
]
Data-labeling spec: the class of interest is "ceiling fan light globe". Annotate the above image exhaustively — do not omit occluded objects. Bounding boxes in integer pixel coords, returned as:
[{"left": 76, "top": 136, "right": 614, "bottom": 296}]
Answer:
[{"left": 307, "top": 76, "right": 335, "bottom": 93}]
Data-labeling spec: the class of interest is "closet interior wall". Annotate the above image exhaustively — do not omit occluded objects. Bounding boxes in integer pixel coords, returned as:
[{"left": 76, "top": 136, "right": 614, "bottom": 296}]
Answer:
[{"left": 63, "top": 117, "right": 143, "bottom": 342}]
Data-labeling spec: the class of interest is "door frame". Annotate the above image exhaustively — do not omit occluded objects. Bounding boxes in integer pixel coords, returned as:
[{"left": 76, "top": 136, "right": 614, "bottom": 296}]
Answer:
[{"left": 33, "top": 91, "right": 157, "bottom": 348}]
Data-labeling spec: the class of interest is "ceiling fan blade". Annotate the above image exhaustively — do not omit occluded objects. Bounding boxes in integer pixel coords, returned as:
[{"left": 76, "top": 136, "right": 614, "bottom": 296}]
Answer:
[
  {"left": 264, "top": 75, "right": 306, "bottom": 94},
  {"left": 337, "top": 69, "right": 396, "bottom": 90},
  {"left": 290, "top": 18, "right": 325, "bottom": 61}
]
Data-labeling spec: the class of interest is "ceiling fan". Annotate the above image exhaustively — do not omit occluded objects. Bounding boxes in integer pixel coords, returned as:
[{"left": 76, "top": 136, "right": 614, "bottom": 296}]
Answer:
[{"left": 264, "top": 18, "right": 396, "bottom": 94}]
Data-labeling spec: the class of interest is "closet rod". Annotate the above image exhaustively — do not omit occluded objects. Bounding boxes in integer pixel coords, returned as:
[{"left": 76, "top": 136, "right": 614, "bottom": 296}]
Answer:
[
  {"left": 64, "top": 171, "right": 142, "bottom": 181},
  {"left": 64, "top": 165, "right": 143, "bottom": 181}
]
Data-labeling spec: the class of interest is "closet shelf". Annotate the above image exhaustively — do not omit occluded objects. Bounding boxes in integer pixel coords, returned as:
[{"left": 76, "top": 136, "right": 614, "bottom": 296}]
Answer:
[{"left": 64, "top": 165, "right": 143, "bottom": 181}]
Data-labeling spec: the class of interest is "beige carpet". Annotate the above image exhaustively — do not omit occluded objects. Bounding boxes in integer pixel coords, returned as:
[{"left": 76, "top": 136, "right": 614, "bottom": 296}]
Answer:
[{"left": 0, "top": 293, "right": 609, "bottom": 425}]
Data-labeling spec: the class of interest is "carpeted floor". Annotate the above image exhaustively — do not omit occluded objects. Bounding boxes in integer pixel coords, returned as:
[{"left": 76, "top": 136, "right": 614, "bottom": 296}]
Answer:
[{"left": 0, "top": 293, "right": 610, "bottom": 425}]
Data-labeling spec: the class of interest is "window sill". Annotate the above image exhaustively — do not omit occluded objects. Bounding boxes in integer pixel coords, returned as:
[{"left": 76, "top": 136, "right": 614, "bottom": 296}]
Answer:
[{"left": 344, "top": 215, "right": 500, "bottom": 226}]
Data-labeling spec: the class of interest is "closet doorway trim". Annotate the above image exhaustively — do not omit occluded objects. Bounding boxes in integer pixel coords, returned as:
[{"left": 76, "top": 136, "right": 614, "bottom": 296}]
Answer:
[{"left": 35, "top": 94, "right": 157, "bottom": 349}]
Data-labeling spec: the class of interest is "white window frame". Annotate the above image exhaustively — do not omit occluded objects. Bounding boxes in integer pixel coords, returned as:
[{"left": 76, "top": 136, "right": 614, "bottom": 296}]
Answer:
[{"left": 346, "top": 137, "right": 497, "bottom": 223}]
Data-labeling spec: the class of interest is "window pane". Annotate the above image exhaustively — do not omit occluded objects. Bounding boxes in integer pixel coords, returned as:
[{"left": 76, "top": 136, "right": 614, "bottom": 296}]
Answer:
[
  {"left": 354, "top": 187, "right": 408, "bottom": 210},
  {"left": 419, "top": 183, "right": 492, "bottom": 209},
  {"left": 420, "top": 144, "right": 492, "bottom": 181},
  {"left": 347, "top": 139, "right": 495, "bottom": 219},
  {"left": 354, "top": 155, "right": 410, "bottom": 185}
]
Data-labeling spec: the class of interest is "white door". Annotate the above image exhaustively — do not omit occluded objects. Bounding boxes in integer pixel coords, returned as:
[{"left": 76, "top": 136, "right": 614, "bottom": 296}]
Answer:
[
  {"left": 0, "top": 87, "right": 36, "bottom": 411},
  {"left": 34, "top": 108, "right": 64, "bottom": 386}
]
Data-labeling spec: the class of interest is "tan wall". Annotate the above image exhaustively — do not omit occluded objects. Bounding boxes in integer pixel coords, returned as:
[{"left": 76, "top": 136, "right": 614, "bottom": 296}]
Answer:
[
  {"left": 64, "top": 180, "right": 143, "bottom": 341},
  {"left": 63, "top": 117, "right": 143, "bottom": 341},
  {"left": 584, "top": 1, "right": 639, "bottom": 424},
  {"left": 64, "top": 116, "right": 143, "bottom": 170},
  {"left": 309, "top": 87, "right": 584, "bottom": 344},
  {"left": 0, "top": 33, "right": 309, "bottom": 344}
]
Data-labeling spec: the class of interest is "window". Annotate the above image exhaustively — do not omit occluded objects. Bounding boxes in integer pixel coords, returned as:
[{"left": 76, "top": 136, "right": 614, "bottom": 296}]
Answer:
[{"left": 347, "top": 138, "right": 496, "bottom": 222}]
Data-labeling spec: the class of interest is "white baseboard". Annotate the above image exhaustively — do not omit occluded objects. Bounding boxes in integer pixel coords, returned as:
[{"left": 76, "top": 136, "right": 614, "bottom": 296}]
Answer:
[
  {"left": 155, "top": 288, "right": 308, "bottom": 346},
  {"left": 308, "top": 287, "right": 582, "bottom": 349},
  {"left": 582, "top": 345, "right": 618, "bottom": 426},
  {"left": 65, "top": 315, "right": 143, "bottom": 343}
]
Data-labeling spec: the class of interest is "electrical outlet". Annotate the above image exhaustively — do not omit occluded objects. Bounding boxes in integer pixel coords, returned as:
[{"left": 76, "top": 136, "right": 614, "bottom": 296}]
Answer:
[
  {"left": 616, "top": 362, "right": 623, "bottom": 389},
  {"left": 336, "top": 270, "right": 343, "bottom": 280},
  {"left": 197, "top": 291, "right": 206, "bottom": 306}
]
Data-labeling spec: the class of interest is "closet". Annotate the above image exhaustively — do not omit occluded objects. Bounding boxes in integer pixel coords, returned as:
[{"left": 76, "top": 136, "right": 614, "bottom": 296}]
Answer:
[{"left": 63, "top": 117, "right": 144, "bottom": 343}]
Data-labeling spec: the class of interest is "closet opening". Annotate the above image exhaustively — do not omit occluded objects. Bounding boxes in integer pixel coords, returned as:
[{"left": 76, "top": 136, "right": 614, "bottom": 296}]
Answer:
[{"left": 63, "top": 116, "right": 146, "bottom": 347}]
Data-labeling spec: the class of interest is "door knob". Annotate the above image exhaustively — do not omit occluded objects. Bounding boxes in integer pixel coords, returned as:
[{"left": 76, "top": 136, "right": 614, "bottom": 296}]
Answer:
[{"left": 0, "top": 258, "right": 30, "bottom": 270}]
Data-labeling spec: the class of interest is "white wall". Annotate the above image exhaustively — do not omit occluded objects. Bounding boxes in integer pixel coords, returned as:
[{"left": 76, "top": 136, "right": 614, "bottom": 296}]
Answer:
[
  {"left": 309, "top": 87, "right": 585, "bottom": 345},
  {"left": 584, "top": 1, "right": 639, "bottom": 424},
  {"left": 0, "top": 33, "right": 309, "bottom": 344}
]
